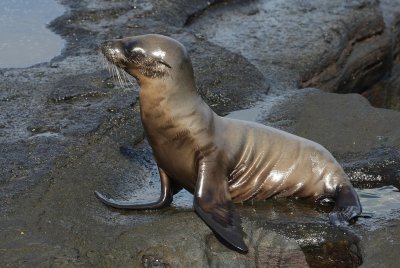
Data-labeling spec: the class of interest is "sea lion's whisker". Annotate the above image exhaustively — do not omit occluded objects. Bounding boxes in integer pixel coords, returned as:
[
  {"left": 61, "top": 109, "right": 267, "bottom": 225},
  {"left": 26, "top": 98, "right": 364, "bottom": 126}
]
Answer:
[
  {"left": 114, "top": 65, "right": 123, "bottom": 87},
  {"left": 116, "top": 66, "right": 129, "bottom": 90},
  {"left": 121, "top": 68, "right": 135, "bottom": 90},
  {"left": 99, "top": 47, "right": 136, "bottom": 91},
  {"left": 110, "top": 65, "right": 119, "bottom": 85}
]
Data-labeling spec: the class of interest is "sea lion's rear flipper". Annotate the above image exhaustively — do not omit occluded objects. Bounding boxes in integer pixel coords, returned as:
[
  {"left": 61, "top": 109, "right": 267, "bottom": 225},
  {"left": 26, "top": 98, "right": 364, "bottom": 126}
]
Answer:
[
  {"left": 193, "top": 159, "right": 248, "bottom": 254},
  {"left": 94, "top": 167, "right": 174, "bottom": 209},
  {"left": 329, "top": 183, "right": 362, "bottom": 225}
]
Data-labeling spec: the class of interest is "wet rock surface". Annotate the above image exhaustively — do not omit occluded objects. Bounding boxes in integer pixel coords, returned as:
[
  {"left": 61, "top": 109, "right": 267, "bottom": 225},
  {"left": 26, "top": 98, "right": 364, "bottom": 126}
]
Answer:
[{"left": 1, "top": 0, "right": 400, "bottom": 267}]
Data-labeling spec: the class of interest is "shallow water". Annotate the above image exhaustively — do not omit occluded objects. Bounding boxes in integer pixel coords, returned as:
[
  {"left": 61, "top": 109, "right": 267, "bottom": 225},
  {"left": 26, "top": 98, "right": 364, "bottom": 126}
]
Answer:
[
  {"left": 0, "top": 0, "right": 65, "bottom": 68},
  {"left": 170, "top": 186, "right": 400, "bottom": 219},
  {"left": 357, "top": 186, "right": 400, "bottom": 229},
  {"left": 358, "top": 186, "right": 400, "bottom": 213},
  {"left": 226, "top": 94, "right": 286, "bottom": 122},
  {"left": 226, "top": 105, "right": 262, "bottom": 122}
]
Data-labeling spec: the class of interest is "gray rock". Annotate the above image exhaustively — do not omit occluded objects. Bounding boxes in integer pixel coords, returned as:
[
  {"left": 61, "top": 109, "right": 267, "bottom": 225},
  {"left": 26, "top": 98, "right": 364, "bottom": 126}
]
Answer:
[
  {"left": 265, "top": 89, "right": 400, "bottom": 155},
  {"left": 360, "top": 219, "right": 400, "bottom": 267}
]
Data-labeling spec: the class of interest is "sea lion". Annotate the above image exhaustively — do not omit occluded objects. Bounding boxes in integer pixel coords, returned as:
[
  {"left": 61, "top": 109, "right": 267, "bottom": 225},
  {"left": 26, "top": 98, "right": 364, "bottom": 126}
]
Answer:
[{"left": 95, "top": 34, "right": 362, "bottom": 253}]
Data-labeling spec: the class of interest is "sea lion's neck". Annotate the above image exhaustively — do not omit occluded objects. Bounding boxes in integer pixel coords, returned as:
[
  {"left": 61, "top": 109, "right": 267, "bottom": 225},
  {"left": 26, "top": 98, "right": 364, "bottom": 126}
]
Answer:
[
  {"left": 138, "top": 79, "right": 213, "bottom": 145},
  {"left": 138, "top": 78, "right": 200, "bottom": 114}
]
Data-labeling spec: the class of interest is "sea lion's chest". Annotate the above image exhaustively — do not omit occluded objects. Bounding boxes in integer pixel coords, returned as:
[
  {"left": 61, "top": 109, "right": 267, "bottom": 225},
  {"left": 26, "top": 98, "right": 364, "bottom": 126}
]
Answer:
[
  {"left": 153, "top": 140, "right": 197, "bottom": 188},
  {"left": 140, "top": 98, "right": 216, "bottom": 192},
  {"left": 142, "top": 119, "right": 200, "bottom": 192}
]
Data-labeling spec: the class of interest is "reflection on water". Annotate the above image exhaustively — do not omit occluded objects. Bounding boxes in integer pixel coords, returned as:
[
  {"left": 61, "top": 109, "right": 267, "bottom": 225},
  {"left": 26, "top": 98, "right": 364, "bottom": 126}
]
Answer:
[
  {"left": 358, "top": 186, "right": 400, "bottom": 217},
  {"left": 171, "top": 186, "right": 400, "bottom": 221},
  {"left": 0, "top": 0, "right": 65, "bottom": 68},
  {"left": 226, "top": 105, "right": 262, "bottom": 122},
  {"left": 171, "top": 189, "right": 193, "bottom": 209}
]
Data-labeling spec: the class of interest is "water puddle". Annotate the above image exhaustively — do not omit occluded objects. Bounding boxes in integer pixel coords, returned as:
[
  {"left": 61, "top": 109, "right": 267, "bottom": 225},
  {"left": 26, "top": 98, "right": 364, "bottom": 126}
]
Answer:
[
  {"left": 359, "top": 186, "right": 400, "bottom": 211},
  {"left": 171, "top": 186, "right": 400, "bottom": 225},
  {"left": 171, "top": 190, "right": 193, "bottom": 209},
  {"left": 357, "top": 186, "right": 400, "bottom": 229},
  {"left": 225, "top": 94, "right": 286, "bottom": 122},
  {"left": 226, "top": 105, "right": 262, "bottom": 122},
  {"left": 0, "top": 0, "right": 65, "bottom": 68}
]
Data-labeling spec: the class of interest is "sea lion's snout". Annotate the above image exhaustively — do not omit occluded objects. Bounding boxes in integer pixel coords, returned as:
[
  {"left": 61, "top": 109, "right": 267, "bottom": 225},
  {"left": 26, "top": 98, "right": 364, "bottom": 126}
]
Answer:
[{"left": 100, "top": 40, "right": 127, "bottom": 68}]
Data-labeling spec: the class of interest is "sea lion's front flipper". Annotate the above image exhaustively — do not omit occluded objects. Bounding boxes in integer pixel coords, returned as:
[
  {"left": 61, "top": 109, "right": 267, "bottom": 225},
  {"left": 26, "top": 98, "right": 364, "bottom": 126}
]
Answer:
[
  {"left": 95, "top": 167, "right": 174, "bottom": 209},
  {"left": 329, "top": 183, "right": 362, "bottom": 225},
  {"left": 193, "top": 159, "right": 248, "bottom": 254}
]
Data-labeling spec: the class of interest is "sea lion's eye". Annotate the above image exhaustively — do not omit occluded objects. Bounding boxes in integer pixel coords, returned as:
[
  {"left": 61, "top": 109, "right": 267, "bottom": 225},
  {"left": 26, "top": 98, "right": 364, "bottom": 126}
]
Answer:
[{"left": 158, "top": 59, "right": 172, "bottom": 68}]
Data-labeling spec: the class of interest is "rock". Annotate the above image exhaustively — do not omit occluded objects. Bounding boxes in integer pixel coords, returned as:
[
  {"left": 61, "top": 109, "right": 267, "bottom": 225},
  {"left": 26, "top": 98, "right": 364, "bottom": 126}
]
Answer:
[
  {"left": 189, "top": 0, "right": 387, "bottom": 91},
  {"left": 361, "top": 61, "right": 400, "bottom": 111},
  {"left": 187, "top": 37, "right": 269, "bottom": 115},
  {"left": 383, "top": 64, "right": 400, "bottom": 110},
  {"left": 361, "top": 2, "right": 400, "bottom": 111},
  {"left": 264, "top": 89, "right": 400, "bottom": 155},
  {"left": 343, "top": 147, "right": 400, "bottom": 189},
  {"left": 360, "top": 219, "right": 400, "bottom": 267},
  {"left": 301, "top": 8, "right": 391, "bottom": 94},
  {"left": 100, "top": 215, "right": 309, "bottom": 267}
]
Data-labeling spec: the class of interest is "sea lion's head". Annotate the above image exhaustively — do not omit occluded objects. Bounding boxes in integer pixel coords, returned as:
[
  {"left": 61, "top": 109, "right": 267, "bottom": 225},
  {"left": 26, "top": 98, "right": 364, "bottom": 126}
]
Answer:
[{"left": 101, "top": 34, "right": 193, "bottom": 84}]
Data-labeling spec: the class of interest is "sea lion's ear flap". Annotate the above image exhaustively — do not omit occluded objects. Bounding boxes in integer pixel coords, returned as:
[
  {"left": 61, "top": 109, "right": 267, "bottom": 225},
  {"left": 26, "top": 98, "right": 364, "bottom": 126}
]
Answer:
[{"left": 194, "top": 160, "right": 248, "bottom": 254}]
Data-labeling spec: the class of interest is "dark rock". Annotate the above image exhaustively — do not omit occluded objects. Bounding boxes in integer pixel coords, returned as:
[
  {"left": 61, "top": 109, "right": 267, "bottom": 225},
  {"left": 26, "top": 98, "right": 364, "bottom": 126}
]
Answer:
[
  {"left": 366, "top": 63, "right": 400, "bottom": 111},
  {"left": 187, "top": 37, "right": 269, "bottom": 115},
  {"left": 301, "top": 10, "right": 390, "bottom": 94},
  {"left": 343, "top": 147, "right": 400, "bottom": 189}
]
